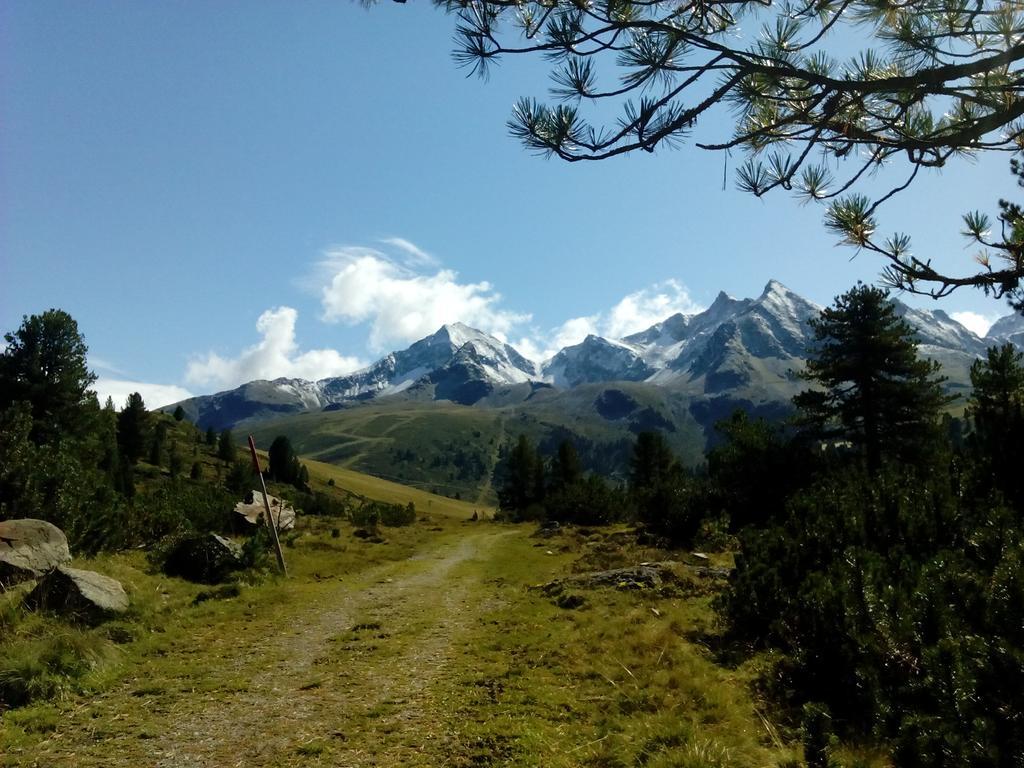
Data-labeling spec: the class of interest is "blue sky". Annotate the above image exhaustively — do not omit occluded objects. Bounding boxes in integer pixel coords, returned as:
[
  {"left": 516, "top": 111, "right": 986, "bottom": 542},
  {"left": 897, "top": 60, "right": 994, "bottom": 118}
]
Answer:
[{"left": 2, "top": 1, "right": 1019, "bottom": 407}]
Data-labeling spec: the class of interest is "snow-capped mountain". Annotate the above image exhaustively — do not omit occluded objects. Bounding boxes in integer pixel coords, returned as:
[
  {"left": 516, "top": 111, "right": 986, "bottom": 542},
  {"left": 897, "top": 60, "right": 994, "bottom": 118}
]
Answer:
[
  {"left": 173, "top": 323, "right": 537, "bottom": 428},
  {"left": 169, "top": 281, "right": 1024, "bottom": 431},
  {"left": 319, "top": 322, "right": 535, "bottom": 402},
  {"left": 987, "top": 312, "right": 1024, "bottom": 349},
  {"left": 542, "top": 336, "right": 653, "bottom": 387}
]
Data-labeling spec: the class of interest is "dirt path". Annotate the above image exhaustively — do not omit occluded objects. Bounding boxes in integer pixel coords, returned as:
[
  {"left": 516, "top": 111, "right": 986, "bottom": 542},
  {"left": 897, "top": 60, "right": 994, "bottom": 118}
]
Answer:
[{"left": 30, "top": 528, "right": 516, "bottom": 768}]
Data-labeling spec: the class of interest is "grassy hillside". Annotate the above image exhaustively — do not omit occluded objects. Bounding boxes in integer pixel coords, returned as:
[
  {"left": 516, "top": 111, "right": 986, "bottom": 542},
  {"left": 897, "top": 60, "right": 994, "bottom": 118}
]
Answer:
[
  {"left": 248, "top": 402, "right": 507, "bottom": 504},
  {"left": 300, "top": 456, "right": 494, "bottom": 519},
  {"left": 247, "top": 383, "right": 719, "bottom": 504}
]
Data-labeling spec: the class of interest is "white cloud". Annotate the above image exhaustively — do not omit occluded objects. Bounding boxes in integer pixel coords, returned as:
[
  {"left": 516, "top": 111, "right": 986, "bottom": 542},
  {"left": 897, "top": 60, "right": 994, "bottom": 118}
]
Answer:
[
  {"left": 93, "top": 379, "right": 193, "bottom": 410},
  {"left": 380, "top": 237, "right": 438, "bottom": 267},
  {"left": 317, "top": 246, "right": 531, "bottom": 351},
  {"left": 951, "top": 310, "right": 998, "bottom": 337},
  {"left": 185, "top": 306, "right": 366, "bottom": 390},
  {"left": 519, "top": 280, "right": 705, "bottom": 361},
  {"left": 603, "top": 280, "right": 704, "bottom": 339}
]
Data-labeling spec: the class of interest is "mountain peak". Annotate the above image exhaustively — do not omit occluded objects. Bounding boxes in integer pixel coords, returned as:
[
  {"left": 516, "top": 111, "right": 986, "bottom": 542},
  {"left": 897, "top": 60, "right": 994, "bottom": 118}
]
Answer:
[
  {"left": 760, "top": 279, "right": 792, "bottom": 297},
  {"left": 430, "top": 322, "right": 493, "bottom": 349}
]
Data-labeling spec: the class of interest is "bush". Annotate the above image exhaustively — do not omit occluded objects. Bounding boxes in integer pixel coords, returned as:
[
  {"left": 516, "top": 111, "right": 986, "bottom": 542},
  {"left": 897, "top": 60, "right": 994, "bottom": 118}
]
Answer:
[
  {"left": 349, "top": 502, "right": 380, "bottom": 531},
  {"left": 290, "top": 490, "right": 351, "bottom": 518},
  {"left": 379, "top": 501, "right": 416, "bottom": 527},
  {"left": 545, "top": 475, "right": 626, "bottom": 526},
  {"left": 350, "top": 500, "right": 416, "bottom": 529}
]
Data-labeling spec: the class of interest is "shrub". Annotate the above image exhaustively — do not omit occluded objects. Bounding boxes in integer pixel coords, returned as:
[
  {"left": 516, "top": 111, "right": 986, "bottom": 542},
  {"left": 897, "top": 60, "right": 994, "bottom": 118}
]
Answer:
[
  {"left": 379, "top": 501, "right": 416, "bottom": 527},
  {"left": 349, "top": 502, "right": 380, "bottom": 531}
]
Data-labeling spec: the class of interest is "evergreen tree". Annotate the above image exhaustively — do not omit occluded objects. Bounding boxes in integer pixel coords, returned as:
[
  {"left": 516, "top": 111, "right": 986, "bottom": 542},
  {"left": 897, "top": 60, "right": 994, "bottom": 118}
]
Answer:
[
  {"left": 217, "top": 429, "right": 235, "bottom": 464},
  {"left": 205, "top": 426, "right": 217, "bottom": 446},
  {"left": 0, "top": 309, "right": 98, "bottom": 445},
  {"left": 708, "top": 410, "right": 808, "bottom": 531},
  {"left": 548, "top": 440, "right": 582, "bottom": 494},
  {"left": 629, "top": 431, "right": 676, "bottom": 495},
  {"left": 149, "top": 420, "right": 169, "bottom": 466},
  {"left": 268, "top": 435, "right": 297, "bottom": 483},
  {"left": 97, "top": 396, "right": 121, "bottom": 485},
  {"left": 172, "top": 405, "right": 186, "bottom": 422},
  {"left": 225, "top": 460, "right": 254, "bottom": 494},
  {"left": 967, "top": 343, "right": 1024, "bottom": 507},
  {"left": 117, "top": 392, "right": 149, "bottom": 465},
  {"left": 168, "top": 441, "right": 183, "bottom": 479},
  {"left": 498, "top": 434, "right": 544, "bottom": 519},
  {"left": 794, "top": 284, "right": 950, "bottom": 474}
]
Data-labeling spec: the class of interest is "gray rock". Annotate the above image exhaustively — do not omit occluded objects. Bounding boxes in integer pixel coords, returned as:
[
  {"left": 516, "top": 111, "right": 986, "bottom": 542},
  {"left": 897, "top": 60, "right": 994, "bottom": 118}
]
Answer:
[
  {"left": 0, "top": 519, "right": 72, "bottom": 587},
  {"left": 25, "top": 566, "right": 128, "bottom": 624},
  {"left": 163, "top": 534, "right": 243, "bottom": 584}
]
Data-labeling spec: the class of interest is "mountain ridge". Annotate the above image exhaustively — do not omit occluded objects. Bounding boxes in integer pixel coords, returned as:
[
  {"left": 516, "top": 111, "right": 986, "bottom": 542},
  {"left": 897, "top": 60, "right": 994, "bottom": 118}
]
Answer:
[{"left": 169, "top": 280, "right": 1020, "bottom": 433}]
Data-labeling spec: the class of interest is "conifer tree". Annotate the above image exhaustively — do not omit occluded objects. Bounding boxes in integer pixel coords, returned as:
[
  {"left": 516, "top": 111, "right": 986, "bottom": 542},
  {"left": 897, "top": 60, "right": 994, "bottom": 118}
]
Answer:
[
  {"left": 0, "top": 309, "right": 97, "bottom": 445},
  {"left": 149, "top": 420, "right": 169, "bottom": 466},
  {"left": 629, "top": 431, "right": 676, "bottom": 494},
  {"left": 168, "top": 441, "right": 183, "bottom": 479},
  {"left": 794, "top": 284, "right": 950, "bottom": 474},
  {"left": 499, "top": 434, "right": 543, "bottom": 517},
  {"left": 217, "top": 429, "right": 235, "bottom": 464},
  {"left": 968, "top": 343, "right": 1024, "bottom": 506},
  {"left": 117, "top": 392, "right": 149, "bottom": 465},
  {"left": 268, "top": 435, "right": 298, "bottom": 483},
  {"left": 549, "top": 440, "right": 582, "bottom": 494}
]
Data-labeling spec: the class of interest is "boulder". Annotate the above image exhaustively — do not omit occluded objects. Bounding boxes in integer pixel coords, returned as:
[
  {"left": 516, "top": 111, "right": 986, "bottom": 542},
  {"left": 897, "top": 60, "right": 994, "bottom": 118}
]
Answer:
[
  {"left": 0, "top": 519, "right": 72, "bottom": 587},
  {"left": 234, "top": 490, "right": 295, "bottom": 531},
  {"left": 25, "top": 566, "right": 128, "bottom": 624},
  {"left": 163, "top": 534, "right": 243, "bottom": 584}
]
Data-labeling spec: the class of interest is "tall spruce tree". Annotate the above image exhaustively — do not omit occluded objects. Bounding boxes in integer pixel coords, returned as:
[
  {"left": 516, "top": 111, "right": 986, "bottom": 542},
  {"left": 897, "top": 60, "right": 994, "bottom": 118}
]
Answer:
[
  {"left": 794, "top": 284, "right": 950, "bottom": 474},
  {"left": 117, "top": 392, "right": 149, "bottom": 465},
  {"left": 629, "top": 431, "right": 676, "bottom": 494},
  {"left": 498, "top": 434, "right": 544, "bottom": 518},
  {"left": 549, "top": 440, "right": 582, "bottom": 494},
  {"left": 968, "top": 343, "right": 1024, "bottom": 507},
  {"left": 217, "top": 429, "right": 236, "bottom": 464},
  {"left": 268, "top": 435, "right": 298, "bottom": 484}
]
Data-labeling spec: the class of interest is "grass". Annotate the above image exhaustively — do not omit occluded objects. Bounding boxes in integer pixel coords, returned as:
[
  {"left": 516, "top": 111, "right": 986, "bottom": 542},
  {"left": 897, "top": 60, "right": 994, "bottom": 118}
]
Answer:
[
  {"left": 301, "top": 455, "right": 494, "bottom": 519},
  {"left": 428, "top": 527, "right": 803, "bottom": 768},
  {"left": 0, "top": 516, "right": 896, "bottom": 766}
]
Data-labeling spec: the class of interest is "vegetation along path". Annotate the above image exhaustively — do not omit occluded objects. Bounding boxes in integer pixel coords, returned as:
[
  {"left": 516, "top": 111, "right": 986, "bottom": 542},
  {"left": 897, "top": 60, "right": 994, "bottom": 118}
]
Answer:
[{"left": 4, "top": 518, "right": 803, "bottom": 767}]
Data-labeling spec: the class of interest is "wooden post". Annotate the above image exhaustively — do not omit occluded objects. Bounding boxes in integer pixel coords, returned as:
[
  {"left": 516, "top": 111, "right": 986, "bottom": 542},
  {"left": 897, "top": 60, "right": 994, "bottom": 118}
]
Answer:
[{"left": 248, "top": 435, "right": 288, "bottom": 576}]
